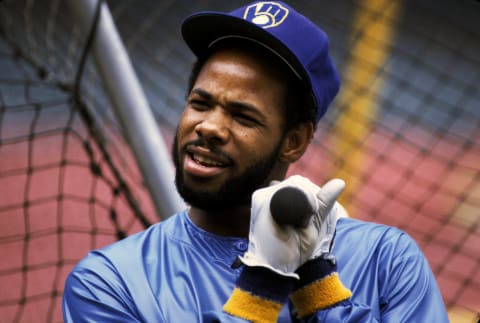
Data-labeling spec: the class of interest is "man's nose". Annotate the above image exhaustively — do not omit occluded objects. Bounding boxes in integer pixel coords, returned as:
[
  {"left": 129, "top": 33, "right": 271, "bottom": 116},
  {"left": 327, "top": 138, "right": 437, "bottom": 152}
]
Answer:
[{"left": 194, "top": 107, "right": 231, "bottom": 144}]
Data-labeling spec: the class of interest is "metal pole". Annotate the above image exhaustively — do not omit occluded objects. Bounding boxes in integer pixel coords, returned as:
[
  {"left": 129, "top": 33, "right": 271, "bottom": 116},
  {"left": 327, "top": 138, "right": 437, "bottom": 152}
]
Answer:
[{"left": 67, "top": 0, "right": 186, "bottom": 219}]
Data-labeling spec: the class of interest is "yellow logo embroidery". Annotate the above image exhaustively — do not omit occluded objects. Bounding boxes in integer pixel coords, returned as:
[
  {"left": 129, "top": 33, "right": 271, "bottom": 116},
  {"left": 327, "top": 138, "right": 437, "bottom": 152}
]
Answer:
[{"left": 243, "top": 2, "right": 289, "bottom": 29}]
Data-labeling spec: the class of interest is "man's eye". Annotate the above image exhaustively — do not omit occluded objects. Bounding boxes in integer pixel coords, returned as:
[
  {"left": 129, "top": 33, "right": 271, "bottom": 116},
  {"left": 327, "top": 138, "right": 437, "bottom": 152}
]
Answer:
[
  {"left": 189, "top": 100, "right": 209, "bottom": 110},
  {"left": 235, "top": 114, "right": 258, "bottom": 126}
]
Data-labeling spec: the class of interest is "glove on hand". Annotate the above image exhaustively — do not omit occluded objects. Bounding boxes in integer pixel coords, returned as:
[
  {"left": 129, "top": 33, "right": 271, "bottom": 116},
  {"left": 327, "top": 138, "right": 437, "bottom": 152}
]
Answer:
[{"left": 240, "top": 175, "right": 345, "bottom": 278}]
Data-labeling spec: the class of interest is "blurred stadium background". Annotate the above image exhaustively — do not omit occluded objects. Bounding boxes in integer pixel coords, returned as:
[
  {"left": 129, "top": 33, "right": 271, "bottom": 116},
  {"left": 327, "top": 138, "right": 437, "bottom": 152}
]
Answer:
[{"left": 0, "top": 0, "right": 479, "bottom": 322}]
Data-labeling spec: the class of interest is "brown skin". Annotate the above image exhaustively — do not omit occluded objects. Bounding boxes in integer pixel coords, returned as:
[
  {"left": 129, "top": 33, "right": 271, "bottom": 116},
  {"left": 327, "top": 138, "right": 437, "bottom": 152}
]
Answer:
[{"left": 175, "top": 47, "right": 313, "bottom": 237}]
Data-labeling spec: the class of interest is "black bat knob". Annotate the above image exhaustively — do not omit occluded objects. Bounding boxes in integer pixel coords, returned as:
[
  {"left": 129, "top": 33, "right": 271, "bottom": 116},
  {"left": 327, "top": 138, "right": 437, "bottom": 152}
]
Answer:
[{"left": 270, "top": 186, "right": 313, "bottom": 228}]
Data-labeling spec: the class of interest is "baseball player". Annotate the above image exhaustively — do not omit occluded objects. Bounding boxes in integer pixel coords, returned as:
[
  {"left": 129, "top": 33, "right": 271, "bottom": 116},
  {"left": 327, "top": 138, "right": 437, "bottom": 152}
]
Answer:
[{"left": 63, "top": 2, "right": 449, "bottom": 322}]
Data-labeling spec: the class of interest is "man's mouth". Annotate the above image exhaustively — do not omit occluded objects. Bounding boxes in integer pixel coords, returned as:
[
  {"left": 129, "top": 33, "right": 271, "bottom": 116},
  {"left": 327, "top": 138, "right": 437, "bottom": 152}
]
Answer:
[
  {"left": 190, "top": 152, "right": 226, "bottom": 167},
  {"left": 183, "top": 145, "right": 231, "bottom": 178}
]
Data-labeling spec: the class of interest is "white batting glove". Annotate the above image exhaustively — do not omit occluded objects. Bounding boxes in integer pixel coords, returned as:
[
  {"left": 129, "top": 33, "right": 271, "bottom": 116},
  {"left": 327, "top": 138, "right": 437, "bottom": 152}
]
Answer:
[{"left": 239, "top": 175, "right": 345, "bottom": 278}]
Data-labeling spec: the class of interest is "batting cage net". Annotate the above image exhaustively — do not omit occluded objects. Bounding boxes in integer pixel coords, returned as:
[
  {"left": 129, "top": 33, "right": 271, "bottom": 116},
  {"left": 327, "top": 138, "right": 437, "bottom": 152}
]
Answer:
[{"left": 0, "top": 0, "right": 479, "bottom": 322}]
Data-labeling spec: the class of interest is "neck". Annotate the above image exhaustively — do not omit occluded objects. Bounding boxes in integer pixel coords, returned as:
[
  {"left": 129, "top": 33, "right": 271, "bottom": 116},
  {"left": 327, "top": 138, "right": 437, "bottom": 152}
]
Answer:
[{"left": 188, "top": 204, "right": 251, "bottom": 238}]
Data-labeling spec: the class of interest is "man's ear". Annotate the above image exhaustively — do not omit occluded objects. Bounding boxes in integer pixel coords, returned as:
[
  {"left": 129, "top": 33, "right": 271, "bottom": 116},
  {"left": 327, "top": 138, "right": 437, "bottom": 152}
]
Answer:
[{"left": 279, "top": 122, "right": 314, "bottom": 163}]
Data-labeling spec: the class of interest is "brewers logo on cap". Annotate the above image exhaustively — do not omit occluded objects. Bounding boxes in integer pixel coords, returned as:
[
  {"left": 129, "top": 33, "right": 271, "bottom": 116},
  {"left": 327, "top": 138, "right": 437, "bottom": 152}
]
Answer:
[{"left": 243, "top": 2, "right": 289, "bottom": 29}]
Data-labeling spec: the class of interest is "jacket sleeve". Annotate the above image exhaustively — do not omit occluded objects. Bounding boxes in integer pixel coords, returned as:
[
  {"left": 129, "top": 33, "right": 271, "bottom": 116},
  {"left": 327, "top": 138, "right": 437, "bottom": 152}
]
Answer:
[{"left": 62, "top": 253, "right": 142, "bottom": 323}]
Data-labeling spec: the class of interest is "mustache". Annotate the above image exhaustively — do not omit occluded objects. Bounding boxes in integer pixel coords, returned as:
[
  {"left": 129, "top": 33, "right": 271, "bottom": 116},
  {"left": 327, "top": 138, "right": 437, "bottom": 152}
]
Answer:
[{"left": 182, "top": 138, "right": 234, "bottom": 164}]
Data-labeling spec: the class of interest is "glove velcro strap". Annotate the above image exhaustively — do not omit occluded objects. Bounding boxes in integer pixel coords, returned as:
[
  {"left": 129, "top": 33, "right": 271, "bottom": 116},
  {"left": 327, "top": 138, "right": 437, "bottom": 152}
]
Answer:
[
  {"left": 290, "top": 258, "right": 352, "bottom": 318},
  {"left": 223, "top": 266, "right": 295, "bottom": 322}
]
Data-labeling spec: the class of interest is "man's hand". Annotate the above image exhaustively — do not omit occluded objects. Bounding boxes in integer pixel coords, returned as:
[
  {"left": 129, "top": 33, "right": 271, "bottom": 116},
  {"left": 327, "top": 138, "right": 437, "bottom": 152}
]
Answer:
[{"left": 240, "top": 175, "right": 345, "bottom": 278}]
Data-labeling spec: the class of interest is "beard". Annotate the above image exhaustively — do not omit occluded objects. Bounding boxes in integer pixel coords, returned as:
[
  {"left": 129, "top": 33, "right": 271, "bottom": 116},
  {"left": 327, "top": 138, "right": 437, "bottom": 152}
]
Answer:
[{"left": 172, "top": 131, "right": 284, "bottom": 212}]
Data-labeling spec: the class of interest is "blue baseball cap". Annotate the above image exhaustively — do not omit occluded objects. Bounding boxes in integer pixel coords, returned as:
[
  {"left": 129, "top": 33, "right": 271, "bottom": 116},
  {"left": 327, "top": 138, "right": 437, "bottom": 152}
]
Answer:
[{"left": 181, "top": 1, "right": 340, "bottom": 123}]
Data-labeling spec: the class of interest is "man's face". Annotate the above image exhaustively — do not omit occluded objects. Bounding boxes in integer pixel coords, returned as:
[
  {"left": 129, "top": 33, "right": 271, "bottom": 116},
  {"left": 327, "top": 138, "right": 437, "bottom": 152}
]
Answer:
[{"left": 173, "top": 47, "right": 288, "bottom": 211}]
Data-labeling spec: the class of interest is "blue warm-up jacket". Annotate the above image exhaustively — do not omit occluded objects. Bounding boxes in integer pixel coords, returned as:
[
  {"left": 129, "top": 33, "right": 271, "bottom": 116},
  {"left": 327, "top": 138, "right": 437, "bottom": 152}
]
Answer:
[{"left": 63, "top": 210, "right": 449, "bottom": 322}]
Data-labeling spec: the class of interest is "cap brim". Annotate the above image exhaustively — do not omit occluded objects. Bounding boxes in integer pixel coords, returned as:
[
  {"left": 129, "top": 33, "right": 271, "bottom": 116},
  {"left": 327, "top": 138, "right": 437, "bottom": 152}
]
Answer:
[{"left": 181, "top": 12, "right": 309, "bottom": 85}]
